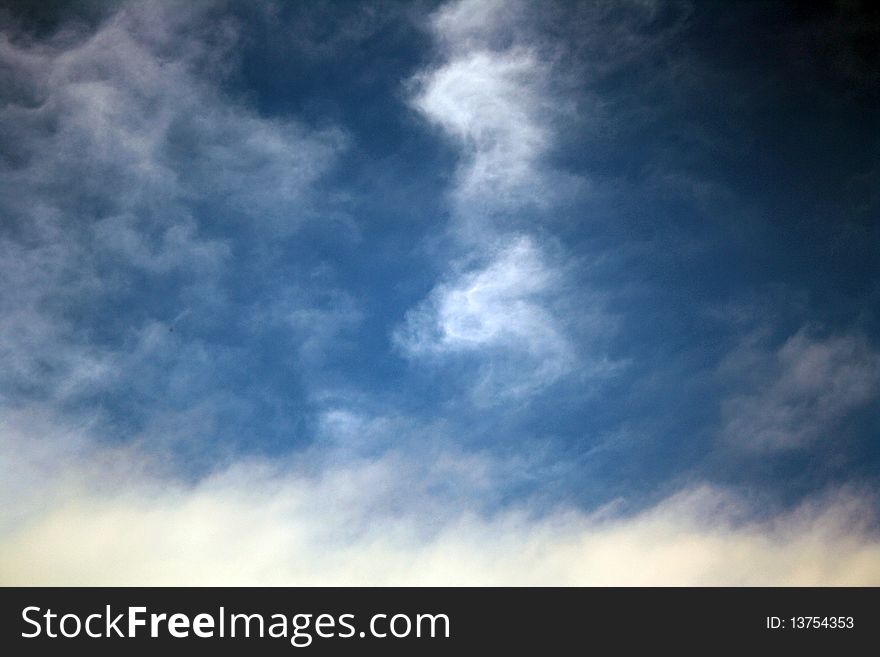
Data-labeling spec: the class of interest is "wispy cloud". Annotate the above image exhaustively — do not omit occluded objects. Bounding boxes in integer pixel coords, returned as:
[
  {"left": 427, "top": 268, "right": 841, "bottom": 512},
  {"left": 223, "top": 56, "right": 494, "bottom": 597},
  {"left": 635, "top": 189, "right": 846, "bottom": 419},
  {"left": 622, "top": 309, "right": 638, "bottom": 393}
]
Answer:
[
  {"left": 395, "top": 235, "right": 575, "bottom": 400},
  {"left": 720, "top": 329, "right": 880, "bottom": 450},
  {"left": 412, "top": 46, "right": 555, "bottom": 213},
  {"left": 0, "top": 1, "right": 347, "bottom": 412},
  {"left": 1, "top": 0, "right": 877, "bottom": 586},
  {"left": 410, "top": 0, "right": 570, "bottom": 224},
  {"left": 397, "top": 0, "right": 615, "bottom": 401}
]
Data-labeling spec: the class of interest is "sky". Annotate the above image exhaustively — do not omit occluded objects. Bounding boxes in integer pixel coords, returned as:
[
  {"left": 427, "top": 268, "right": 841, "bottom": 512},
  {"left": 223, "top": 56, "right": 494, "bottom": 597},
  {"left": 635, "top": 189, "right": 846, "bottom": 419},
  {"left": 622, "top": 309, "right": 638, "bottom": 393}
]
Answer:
[{"left": 0, "top": 0, "right": 878, "bottom": 585}]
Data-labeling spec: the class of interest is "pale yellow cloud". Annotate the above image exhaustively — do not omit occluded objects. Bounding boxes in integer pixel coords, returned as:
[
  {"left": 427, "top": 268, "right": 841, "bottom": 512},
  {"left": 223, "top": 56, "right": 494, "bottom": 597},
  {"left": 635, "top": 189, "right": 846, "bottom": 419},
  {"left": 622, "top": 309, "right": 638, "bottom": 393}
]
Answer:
[{"left": 2, "top": 432, "right": 878, "bottom": 586}]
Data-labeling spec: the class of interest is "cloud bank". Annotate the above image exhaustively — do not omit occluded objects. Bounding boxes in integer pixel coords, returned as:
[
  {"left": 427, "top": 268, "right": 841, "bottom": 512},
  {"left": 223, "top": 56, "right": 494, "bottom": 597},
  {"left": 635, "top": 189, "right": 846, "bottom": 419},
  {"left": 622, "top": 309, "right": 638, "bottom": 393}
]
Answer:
[{"left": 3, "top": 421, "right": 879, "bottom": 586}]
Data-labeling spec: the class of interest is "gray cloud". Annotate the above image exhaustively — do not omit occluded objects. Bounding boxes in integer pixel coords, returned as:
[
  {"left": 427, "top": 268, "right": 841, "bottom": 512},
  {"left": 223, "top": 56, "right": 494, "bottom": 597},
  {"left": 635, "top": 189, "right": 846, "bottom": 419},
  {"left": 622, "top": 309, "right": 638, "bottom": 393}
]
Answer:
[
  {"left": 720, "top": 329, "right": 880, "bottom": 450},
  {"left": 0, "top": 1, "right": 347, "bottom": 410}
]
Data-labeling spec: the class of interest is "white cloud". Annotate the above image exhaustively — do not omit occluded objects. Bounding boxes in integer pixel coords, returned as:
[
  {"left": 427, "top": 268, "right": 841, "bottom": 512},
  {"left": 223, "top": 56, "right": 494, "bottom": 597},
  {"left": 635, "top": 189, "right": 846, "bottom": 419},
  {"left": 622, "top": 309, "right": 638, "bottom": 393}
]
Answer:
[
  {"left": 395, "top": 235, "right": 576, "bottom": 400},
  {"left": 399, "top": 1, "right": 602, "bottom": 400},
  {"left": 409, "top": 0, "right": 575, "bottom": 224},
  {"left": 412, "top": 48, "right": 554, "bottom": 211},
  {"left": 721, "top": 329, "right": 880, "bottom": 450},
  {"left": 2, "top": 420, "right": 879, "bottom": 585},
  {"left": 5, "top": 0, "right": 876, "bottom": 589},
  {"left": 429, "top": 0, "right": 525, "bottom": 51}
]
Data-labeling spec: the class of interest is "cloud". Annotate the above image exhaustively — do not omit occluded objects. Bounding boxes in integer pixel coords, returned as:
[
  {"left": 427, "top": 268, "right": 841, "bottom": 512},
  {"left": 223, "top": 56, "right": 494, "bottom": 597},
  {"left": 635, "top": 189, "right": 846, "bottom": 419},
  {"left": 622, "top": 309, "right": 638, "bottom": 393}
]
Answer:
[
  {"left": 397, "top": 0, "right": 617, "bottom": 402},
  {"left": 0, "top": 1, "right": 346, "bottom": 409},
  {"left": 395, "top": 235, "right": 576, "bottom": 400},
  {"left": 2, "top": 419, "right": 879, "bottom": 585},
  {"left": 0, "top": 1, "right": 343, "bottom": 236},
  {"left": 410, "top": 0, "right": 567, "bottom": 221},
  {"left": 246, "top": 285, "right": 364, "bottom": 368},
  {"left": 2, "top": 0, "right": 877, "bottom": 588},
  {"left": 720, "top": 329, "right": 880, "bottom": 450},
  {"left": 411, "top": 48, "right": 554, "bottom": 210}
]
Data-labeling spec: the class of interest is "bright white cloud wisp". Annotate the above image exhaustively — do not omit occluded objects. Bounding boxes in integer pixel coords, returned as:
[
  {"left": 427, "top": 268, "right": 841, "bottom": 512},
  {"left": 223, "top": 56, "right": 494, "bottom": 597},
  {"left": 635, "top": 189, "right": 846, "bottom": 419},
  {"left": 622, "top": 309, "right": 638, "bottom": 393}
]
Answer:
[
  {"left": 395, "top": 235, "right": 575, "bottom": 400},
  {"left": 411, "top": 0, "right": 566, "bottom": 220},
  {"left": 399, "top": 0, "right": 602, "bottom": 402}
]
